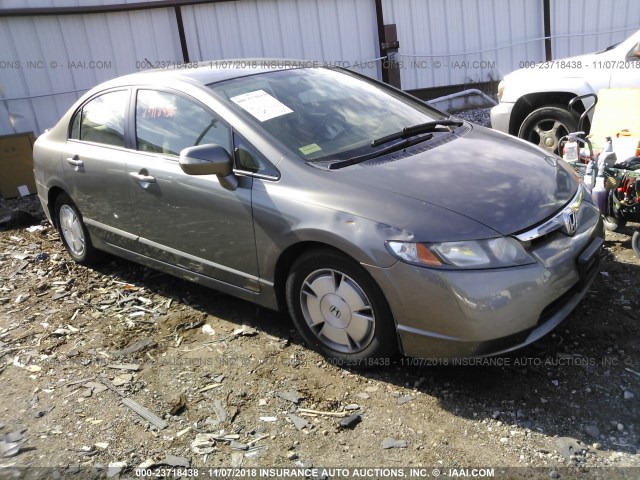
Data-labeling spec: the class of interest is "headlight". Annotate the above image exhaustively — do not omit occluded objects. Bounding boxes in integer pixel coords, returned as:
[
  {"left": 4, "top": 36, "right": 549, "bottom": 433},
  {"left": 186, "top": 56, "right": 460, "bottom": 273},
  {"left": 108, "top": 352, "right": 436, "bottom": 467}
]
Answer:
[
  {"left": 497, "top": 80, "right": 505, "bottom": 102},
  {"left": 386, "top": 237, "right": 536, "bottom": 269}
]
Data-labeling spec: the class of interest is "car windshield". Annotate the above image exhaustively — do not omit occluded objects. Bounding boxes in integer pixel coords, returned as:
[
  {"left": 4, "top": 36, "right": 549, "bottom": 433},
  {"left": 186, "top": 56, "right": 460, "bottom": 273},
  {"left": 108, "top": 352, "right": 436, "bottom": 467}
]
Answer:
[{"left": 209, "top": 68, "right": 447, "bottom": 161}]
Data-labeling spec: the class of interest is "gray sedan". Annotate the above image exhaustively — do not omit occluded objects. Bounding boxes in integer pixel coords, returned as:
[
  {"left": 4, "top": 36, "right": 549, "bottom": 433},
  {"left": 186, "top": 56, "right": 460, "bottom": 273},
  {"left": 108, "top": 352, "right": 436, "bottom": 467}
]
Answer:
[{"left": 33, "top": 61, "right": 603, "bottom": 366}]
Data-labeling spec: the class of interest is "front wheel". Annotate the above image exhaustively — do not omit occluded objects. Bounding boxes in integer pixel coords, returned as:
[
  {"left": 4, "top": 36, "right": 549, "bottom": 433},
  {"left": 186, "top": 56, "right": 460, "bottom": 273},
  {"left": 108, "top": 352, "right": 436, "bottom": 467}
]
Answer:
[
  {"left": 54, "top": 193, "right": 99, "bottom": 265},
  {"left": 518, "top": 105, "right": 579, "bottom": 155},
  {"left": 286, "top": 249, "right": 397, "bottom": 366}
]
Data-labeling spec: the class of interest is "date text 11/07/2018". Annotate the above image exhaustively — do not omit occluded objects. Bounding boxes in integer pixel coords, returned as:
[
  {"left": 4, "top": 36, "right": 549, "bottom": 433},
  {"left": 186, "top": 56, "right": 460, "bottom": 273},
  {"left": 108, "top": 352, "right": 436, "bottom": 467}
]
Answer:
[
  {"left": 519, "top": 60, "right": 640, "bottom": 69},
  {"left": 133, "top": 467, "right": 496, "bottom": 478}
]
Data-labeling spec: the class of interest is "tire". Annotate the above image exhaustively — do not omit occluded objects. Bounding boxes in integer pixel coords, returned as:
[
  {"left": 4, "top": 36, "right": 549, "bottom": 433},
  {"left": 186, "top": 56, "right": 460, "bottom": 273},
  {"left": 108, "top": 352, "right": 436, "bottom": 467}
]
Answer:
[
  {"left": 603, "top": 216, "right": 627, "bottom": 232},
  {"left": 286, "top": 249, "right": 397, "bottom": 367},
  {"left": 54, "top": 193, "right": 99, "bottom": 265},
  {"left": 518, "top": 105, "right": 580, "bottom": 155},
  {"left": 602, "top": 190, "right": 627, "bottom": 232},
  {"left": 632, "top": 231, "right": 640, "bottom": 258}
]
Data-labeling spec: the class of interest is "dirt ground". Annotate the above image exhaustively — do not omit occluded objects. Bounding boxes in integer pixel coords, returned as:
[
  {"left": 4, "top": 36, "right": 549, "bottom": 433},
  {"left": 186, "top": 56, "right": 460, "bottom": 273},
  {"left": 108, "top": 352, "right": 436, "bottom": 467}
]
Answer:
[{"left": 0, "top": 192, "right": 639, "bottom": 480}]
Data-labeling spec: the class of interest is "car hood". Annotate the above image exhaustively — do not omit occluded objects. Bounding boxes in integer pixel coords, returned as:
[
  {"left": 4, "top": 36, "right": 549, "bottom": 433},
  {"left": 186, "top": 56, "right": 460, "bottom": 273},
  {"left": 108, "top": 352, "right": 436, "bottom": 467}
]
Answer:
[{"left": 335, "top": 125, "right": 579, "bottom": 236}]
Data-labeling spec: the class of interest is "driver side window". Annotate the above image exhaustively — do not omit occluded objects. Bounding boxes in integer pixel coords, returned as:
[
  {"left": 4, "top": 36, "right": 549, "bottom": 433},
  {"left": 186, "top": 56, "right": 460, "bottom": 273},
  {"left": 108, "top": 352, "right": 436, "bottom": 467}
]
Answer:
[{"left": 135, "top": 90, "right": 231, "bottom": 156}]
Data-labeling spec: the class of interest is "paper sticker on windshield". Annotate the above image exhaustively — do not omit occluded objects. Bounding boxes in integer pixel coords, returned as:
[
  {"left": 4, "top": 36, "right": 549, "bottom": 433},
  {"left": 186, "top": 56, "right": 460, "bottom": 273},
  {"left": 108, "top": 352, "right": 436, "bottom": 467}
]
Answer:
[
  {"left": 230, "top": 90, "right": 293, "bottom": 122},
  {"left": 299, "top": 143, "right": 322, "bottom": 155}
]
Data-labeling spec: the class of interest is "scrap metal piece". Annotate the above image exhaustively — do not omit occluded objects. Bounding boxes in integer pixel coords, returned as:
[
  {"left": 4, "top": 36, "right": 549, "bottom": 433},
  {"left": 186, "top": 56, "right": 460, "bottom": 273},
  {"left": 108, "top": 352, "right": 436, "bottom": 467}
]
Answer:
[
  {"left": 98, "top": 375, "right": 167, "bottom": 430},
  {"left": 106, "top": 363, "right": 141, "bottom": 371},
  {"left": 287, "top": 413, "right": 312, "bottom": 431},
  {"left": 121, "top": 398, "right": 168, "bottom": 430},
  {"left": 110, "top": 338, "right": 154, "bottom": 358},
  {"left": 276, "top": 391, "right": 304, "bottom": 404}
]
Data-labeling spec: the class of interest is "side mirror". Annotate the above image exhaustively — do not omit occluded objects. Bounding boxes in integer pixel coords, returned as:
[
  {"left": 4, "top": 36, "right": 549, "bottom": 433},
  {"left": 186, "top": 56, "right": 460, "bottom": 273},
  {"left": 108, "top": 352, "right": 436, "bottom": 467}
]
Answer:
[{"left": 179, "top": 144, "right": 237, "bottom": 190}]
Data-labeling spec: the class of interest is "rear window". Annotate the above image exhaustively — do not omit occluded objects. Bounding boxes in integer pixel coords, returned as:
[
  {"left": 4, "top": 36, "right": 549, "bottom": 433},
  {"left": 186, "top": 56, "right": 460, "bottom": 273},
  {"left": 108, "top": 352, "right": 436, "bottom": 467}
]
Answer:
[{"left": 70, "top": 90, "right": 128, "bottom": 147}]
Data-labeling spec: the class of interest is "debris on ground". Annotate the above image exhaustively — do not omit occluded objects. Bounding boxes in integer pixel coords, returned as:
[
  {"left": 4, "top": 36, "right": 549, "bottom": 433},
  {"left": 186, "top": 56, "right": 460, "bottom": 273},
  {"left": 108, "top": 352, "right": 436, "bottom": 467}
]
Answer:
[
  {"left": 0, "top": 190, "right": 638, "bottom": 471},
  {"left": 381, "top": 438, "right": 408, "bottom": 449},
  {"left": 276, "top": 390, "right": 304, "bottom": 404},
  {"left": 338, "top": 414, "right": 361, "bottom": 429}
]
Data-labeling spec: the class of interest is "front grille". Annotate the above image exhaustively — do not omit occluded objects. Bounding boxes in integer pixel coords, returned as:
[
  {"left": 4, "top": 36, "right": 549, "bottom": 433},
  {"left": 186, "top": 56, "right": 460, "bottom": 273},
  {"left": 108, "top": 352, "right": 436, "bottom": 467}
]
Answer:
[{"left": 514, "top": 187, "right": 584, "bottom": 243}]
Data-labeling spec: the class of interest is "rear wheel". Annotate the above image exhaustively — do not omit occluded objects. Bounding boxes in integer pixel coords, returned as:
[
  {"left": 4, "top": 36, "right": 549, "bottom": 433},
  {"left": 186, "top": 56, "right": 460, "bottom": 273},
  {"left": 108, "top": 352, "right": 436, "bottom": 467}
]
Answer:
[
  {"left": 286, "top": 249, "right": 397, "bottom": 367},
  {"left": 54, "top": 193, "right": 99, "bottom": 265},
  {"left": 518, "top": 105, "right": 579, "bottom": 155}
]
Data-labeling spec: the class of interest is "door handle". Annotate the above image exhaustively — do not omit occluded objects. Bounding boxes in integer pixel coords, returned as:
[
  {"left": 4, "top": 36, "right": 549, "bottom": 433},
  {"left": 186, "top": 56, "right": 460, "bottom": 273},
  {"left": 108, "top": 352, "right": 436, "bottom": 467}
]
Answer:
[
  {"left": 66, "top": 156, "right": 84, "bottom": 168},
  {"left": 129, "top": 171, "right": 156, "bottom": 183}
]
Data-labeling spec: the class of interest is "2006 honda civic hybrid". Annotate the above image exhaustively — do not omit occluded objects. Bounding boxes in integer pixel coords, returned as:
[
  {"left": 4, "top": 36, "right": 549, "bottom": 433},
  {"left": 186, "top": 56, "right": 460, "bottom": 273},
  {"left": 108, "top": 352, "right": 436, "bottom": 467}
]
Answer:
[{"left": 33, "top": 61, "right": 603, "bottom": 365}]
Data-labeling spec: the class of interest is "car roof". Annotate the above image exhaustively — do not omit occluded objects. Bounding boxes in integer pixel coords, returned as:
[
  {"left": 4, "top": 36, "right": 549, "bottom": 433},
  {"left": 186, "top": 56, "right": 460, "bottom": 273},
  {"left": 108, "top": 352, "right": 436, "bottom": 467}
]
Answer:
[{"left": 108, "top": 59, "right": 309, "bottom": 88}]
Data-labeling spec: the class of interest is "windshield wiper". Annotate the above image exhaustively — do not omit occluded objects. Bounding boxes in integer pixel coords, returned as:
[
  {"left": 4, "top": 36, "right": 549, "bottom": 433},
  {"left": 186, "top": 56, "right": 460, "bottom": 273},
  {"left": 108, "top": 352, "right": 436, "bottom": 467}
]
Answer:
[
  {"left": 328, "top": 134, "right": 433, "bottom": 170},
  {"left": 371, "top": 119, "right": 464, "bottom": 147},
  {"left": 326, "top": 118, "right": 464, "bottom": 170}
]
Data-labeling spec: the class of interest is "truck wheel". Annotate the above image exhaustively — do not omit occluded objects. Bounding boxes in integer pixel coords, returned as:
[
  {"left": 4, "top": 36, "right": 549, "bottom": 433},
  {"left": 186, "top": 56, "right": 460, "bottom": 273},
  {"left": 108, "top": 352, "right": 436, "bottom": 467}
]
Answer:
[{"left": 518, "top": 105, "right": 579, "bottom": 155}]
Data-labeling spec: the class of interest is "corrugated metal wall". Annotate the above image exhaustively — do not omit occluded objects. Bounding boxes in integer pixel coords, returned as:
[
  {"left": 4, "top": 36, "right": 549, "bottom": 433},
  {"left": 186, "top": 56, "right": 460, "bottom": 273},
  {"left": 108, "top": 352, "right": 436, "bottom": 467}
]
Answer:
[
  {"left": 382, "top": 0, "right": 544, "bottom": 90},
  {"left": 551, "top": 0, "right": 639, "bottom": 58},
  {"left": 381, "top": 0, "right": 639, "bottom": 91},
  {"left": 0, "top": 9, "right": 182, "bottom": 134},
  {"left": 0, "top": 0, "right": 162, "bottom": 7},
  {"left": 383, "top": 0, "right": 528, "bottom": 91},
  {"left": 180, "top": 0, "right": 380, "bottom": 78},
  {"left": 0, "top": 0, "right": 380, "bottom": 136},
  {"left": 0, "top": 0, "right": 638, "bottom": 136}
]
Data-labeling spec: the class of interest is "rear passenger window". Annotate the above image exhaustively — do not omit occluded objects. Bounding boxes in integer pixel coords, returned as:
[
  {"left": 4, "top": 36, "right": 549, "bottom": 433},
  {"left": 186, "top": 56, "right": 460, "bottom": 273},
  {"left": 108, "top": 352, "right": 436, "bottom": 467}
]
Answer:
[
  {"left": 72, "top": 90, "right": 128, "bottom": 147},
  {"left": 135, "top": 90, "right": 231, "bottom": 156}
]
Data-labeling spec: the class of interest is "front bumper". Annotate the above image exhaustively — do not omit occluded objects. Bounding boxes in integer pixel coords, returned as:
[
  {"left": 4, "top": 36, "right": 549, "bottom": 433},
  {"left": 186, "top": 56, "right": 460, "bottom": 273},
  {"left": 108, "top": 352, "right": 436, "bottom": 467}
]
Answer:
[
  {"left": 365, "top": 199, "right": 603, "bottom": 359},
  {"left": 490, "top": 101, "right": 515, "bottom": 133}
]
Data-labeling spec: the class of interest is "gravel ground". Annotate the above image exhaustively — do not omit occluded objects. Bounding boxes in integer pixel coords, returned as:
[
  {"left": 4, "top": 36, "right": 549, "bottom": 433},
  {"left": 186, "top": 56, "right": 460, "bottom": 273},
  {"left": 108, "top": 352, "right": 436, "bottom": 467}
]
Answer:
[
  {"left": 1, "top": 136, "right": 639, "bottom": 480},
  {"left": 453, "top": 107, "right": 492, "bottom": 127}
]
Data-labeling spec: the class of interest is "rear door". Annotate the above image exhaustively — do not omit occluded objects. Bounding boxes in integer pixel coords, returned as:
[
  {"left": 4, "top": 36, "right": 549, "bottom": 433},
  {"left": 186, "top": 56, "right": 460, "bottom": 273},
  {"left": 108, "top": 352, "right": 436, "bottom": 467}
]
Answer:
[
  {"left": 62, "top": 89, "right": 138, "bottom": 248},
  {"left": 126, "top": 88, "right": 260, "bottom": 290}
]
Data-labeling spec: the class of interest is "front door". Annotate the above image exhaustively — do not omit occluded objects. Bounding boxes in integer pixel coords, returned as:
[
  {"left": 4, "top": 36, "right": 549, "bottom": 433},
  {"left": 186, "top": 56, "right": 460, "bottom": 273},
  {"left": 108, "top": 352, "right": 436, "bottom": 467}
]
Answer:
[{"left": 126, "top": 89, "right": 259, "bottom": 291}]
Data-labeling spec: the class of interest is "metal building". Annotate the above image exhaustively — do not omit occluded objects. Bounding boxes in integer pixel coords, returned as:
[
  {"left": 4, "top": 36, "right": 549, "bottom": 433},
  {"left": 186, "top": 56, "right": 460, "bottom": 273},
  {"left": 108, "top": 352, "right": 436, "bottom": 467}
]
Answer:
[{"left": 1, "top": 0, "right": 638, "bottom": 136}]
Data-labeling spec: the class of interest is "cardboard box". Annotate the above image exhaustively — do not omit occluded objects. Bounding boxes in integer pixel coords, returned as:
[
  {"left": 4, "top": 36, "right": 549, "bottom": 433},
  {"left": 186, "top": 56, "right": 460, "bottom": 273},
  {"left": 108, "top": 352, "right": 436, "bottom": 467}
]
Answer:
[
  {"left": 611, "top": 133, "right": 640, "bottom": 162},
  {"left": 0, "top": 132, "right": 37, "bottom": 199},
  {"left": 589, "top": 88, "right": 640, "bottom": 152}
]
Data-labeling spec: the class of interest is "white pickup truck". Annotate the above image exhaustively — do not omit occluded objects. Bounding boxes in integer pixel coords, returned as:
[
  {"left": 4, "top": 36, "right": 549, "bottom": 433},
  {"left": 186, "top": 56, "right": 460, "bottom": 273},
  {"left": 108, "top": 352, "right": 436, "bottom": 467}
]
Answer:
[{"left": 491, "top": 30, "right": 640, "bottom": 154}]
